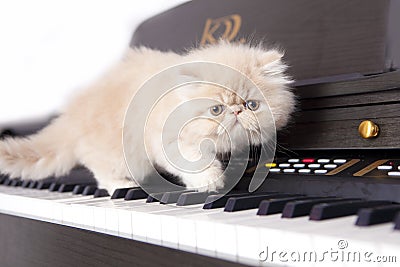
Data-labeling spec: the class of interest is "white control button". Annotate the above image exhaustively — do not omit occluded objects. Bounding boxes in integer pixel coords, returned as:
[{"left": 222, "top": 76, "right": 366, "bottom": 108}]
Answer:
[
  {"left": 298, "top": 169, "right": 311, "bottom": 174},
  {"left": 388, "top": 171, "right": 400, "bottom": 176},
  {"left": 269, "top": 168, "right": 281, "bottom": 173},
  {"left": 317, "top": 159, "right": 330, "bottom": 163},
  {"left": 333, "top": 159, "right": 347, "bottom": 164},
  {"left": 283, "top": 169, "right": 296, "bottom": 173},
  {"left": 279, "top": 163, "right": 290, "bottom": 168},
  {"left": 293, "top": 164, "right": 305, "bottom": 168},
  {"left": 288, "top": 159, "right": 300, "bottom": 163},
  {"left": 324, "top": 164, "right": 337, "bottom": 169},
  {"left": 314, "top": 169, "right": 328, "bottom": 174},
  {"left": 308, "top": 164, "right": 321, "bottom": 168},
  {"left": 377, "top": 165, "right": 393, "bottom": 170}
]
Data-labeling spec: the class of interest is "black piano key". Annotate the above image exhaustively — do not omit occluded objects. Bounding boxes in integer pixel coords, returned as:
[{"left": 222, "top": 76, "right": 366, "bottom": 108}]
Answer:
[
  {"left": 36, "top": 181, "right": 53, "bottom": 190},
  {"left": 146, "top": 192, "right": 165, "bottom": 203},
  {"left": 3, "top": 178, "right": 12, "bottom": 186},
  {"left": 257, "top": 196, "right": 313, "bottom": 215},
  {"left": 49, "top": 182, "right": 61, "bottom": 192},
  {"left": 203, "top": 191, "right": 274, "bottom": 209},
  {"left": 28, "top": 181, "right": 38, "bottom": 189},
  {"left": 82, "top": 185, "right": 98, "bottom": 196},
  {"left": 0, "top": 175, "right": 8, "bottom": 184},
  {"left": 224, "top": 193, "right": 302, "bottom": 212},
  {"left": 111, "top": 187, "right": 136, "bottom": 199},
  {"left": 356, "top": 205, "right": 400, "bottom": 226},
  {"left": 93, "top": 189, "right": 109, "bottom": 198},
  {"left": 10, "top": 179, "right": 22, "bottom": 187},
  {"left": 124, "top": 188, "right": 148, "bottom": 200},
  {"left": 282, "top": 198, "right": 356, "bottom": 218},
  {"left": 395, "top": 212, "right": 400, "bottom": 230},
  {"left": 160, "top": 190, "right": 196, "bottom": 204},
  {"left": 177, "top": 192, "right": 216, "bottom": 206},
  {"left": 72, "top": 185, "right": 85, "bottom": 195},
  {"left": 310, "top": 200, "right": 392, "bottom": 221},
  {"left": 58, "top": 184, "right": 78, "bottom": 193},
  {"left": 21, "top": 180, "right": 32, "bottom": 188}
]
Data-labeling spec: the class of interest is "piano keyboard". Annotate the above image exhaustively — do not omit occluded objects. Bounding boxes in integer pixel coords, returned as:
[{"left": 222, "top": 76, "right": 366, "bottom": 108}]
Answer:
[{"left": 1, "top": 177, "right": 400, "bottom": 266}]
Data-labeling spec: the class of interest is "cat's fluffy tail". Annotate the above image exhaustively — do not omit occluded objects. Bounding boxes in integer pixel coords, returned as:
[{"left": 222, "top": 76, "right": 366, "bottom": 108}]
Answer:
[{"left": 0, "top": 118, "right": 77, "bottom": 179}]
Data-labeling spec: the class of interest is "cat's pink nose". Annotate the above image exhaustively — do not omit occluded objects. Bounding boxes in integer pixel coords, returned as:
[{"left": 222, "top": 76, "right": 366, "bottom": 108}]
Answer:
[{"left": 234, "top": 110, "right": 242, "bottom": 115}]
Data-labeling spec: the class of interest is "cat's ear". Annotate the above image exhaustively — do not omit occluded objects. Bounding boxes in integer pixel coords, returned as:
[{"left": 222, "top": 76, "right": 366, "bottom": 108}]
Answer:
[{"left": 260, "top": 50, "right": 287, "bottom": 76}]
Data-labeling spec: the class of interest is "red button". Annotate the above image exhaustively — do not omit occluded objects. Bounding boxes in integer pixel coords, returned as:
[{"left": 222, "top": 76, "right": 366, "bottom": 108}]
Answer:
[{"left": 302, "top": 158, "right": 315, "bottom": 163}]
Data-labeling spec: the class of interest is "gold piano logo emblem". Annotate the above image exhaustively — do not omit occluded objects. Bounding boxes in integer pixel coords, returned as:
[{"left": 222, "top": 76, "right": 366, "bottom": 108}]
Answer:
[{"left": 200, "top": 14, "right": 243, "bottom": 45}]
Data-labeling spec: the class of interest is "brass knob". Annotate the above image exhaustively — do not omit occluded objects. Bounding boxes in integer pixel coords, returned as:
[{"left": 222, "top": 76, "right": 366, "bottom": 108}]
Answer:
[{"left": 358, "top": 120, "right": 379, "bottom": 139}]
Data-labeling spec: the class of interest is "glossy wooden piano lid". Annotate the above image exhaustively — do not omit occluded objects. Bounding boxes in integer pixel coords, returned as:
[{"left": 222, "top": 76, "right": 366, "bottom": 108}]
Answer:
[{"left": 130, "top": 0, "right": 397, "bottom": 84}]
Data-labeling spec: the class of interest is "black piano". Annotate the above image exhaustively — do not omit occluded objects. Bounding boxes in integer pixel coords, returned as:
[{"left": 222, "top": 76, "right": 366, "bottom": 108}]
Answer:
[{"left": 1, "top": 0, "right": 400, "bottom": 266}]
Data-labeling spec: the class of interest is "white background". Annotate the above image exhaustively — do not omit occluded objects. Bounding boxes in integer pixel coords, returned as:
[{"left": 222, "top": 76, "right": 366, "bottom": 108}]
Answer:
[{"left": 0, "top": 0, "right": 188, "bottom": 124}]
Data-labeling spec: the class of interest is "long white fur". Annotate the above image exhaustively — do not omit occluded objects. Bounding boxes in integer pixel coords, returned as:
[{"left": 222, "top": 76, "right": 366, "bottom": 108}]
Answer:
[{"left": 0, "top": 42, "right": 295, "bottom": 193}]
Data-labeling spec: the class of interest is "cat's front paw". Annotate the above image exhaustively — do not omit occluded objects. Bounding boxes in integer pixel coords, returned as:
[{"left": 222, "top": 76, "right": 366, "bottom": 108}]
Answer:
[{"left": 180, "top": 166, "right": 225, "bottom": 192}]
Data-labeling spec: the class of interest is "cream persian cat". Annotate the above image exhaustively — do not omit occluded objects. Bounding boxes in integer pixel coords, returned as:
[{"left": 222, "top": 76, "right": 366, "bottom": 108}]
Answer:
[{"left": 0, "top": 42, "right": 295, "bottom": 193}]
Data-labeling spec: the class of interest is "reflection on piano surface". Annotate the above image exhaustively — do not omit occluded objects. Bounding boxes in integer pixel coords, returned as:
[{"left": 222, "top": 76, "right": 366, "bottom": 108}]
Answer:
[{"left": 1, "top": 0, "right": 400, "bottom": 266}]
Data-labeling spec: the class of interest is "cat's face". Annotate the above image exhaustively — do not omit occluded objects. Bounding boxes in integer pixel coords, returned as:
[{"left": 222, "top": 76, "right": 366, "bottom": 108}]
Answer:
[{"left": 175, "top": 82, "right": 275, "bottom": 155}]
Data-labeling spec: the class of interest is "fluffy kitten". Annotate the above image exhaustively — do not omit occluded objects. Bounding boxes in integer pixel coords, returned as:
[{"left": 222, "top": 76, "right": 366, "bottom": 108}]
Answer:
[{"left": 0, "top": 42, "right": 295, "bottom": 193}]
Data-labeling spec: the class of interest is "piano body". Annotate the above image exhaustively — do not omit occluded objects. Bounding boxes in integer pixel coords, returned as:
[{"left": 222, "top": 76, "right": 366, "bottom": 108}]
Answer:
[{"left": 1, "top": 0, "right": 400, "bottom": 266}]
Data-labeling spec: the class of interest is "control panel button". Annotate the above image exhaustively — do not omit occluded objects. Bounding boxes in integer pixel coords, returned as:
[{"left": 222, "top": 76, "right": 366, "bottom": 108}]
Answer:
[
  {"left": 293, "top": 164, "right": 305, "bottom": 168},
  {"left": 265, "top": 163, "right": 277, "bottom": 168},
  {"left": 317, "top": 159, "right": 330, "bottom": 163},
  {"left": 333, "top": 159, "right": 347, "bottom": 164},
  {"left": 324, "top": 164, "right": 337, "bottom": 169},
  {"left": 388, "top": 172, "right": 400, "bottom": 176},
  {"left": 298, "top": 169, "right": 311, "bottom": 174},
  {"left": 269, "top": 168, "right": 281, "bottom": 173},
  {"left": 279, "top": 163, "right": 290, "bottom": 168},
  {"left": 314, "top": 169, "right": 328, "bottom": 174},
  {"left": 308, "top": 164, "right": 321, "bottom": 168},
  {"left": 288, "top": 159, "right": 300, "bottom": 163},
  {"left": 302, "top": 158, "right": 315, "bottom": 163},
  {"left": 283, "top": 169, "right": 296, "bottom": 173},
  {"left": 377, "top": 165, "right": 393, "bottom": 170}
]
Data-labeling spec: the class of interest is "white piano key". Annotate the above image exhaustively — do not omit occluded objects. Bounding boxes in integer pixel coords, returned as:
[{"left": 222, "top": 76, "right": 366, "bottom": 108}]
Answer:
[
  {"left": 105, "top": 207, "right": 119, "bottom": 236},
  {"left": 215, "top": 221, "right": 237, "bottom": 262},
  {"left": 195, "top": 218, "right": 217, "bottom": 257},
  {"left": 117, "top": 208, "right": 133, "bottom": 238},
  {"left": 178, "top": 216, "right": 197, "bottom": 253},
  {"left": 93, "top": 205, "right": 107, "bottom": 233}
]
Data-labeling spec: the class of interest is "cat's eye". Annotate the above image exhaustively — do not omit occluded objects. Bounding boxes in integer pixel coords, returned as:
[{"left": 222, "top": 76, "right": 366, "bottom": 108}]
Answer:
[
  {"left": 245, "top": 100, "right": 260, "bottom": 111},
  {"left": 210, "top": 105, "right": 225, "bottom": 116}
]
